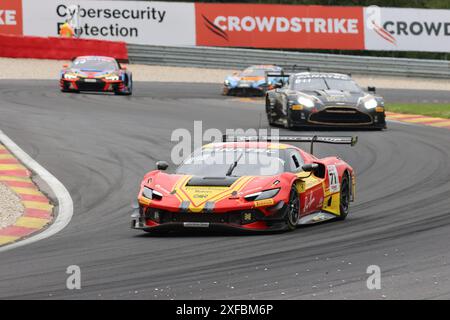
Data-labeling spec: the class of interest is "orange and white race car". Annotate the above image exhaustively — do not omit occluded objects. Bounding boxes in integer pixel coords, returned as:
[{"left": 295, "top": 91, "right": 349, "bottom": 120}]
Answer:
[{"left": 222, "top": 65, "right": 283, "bottom": 96}]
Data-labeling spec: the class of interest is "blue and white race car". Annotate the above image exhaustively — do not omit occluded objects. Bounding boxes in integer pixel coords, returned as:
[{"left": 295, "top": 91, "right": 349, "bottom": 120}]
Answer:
[{"left": 223, "top": 65, "right": 283, "bottom": 96}]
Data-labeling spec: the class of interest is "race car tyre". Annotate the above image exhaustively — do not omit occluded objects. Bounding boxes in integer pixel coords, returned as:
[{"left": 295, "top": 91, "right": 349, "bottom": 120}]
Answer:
[
  {"left": 285, "top": 106, "right": 294, "bottom": 130},
  {"left": 143, "top": 229, "right": 168, "bottom": 235},
  {"left": 115, "top": 75, "right": 133, "bottom": 96},
  {"left": 337, "top": 174, "right": 350, "bottom": 221},
  {"left": 266, "top": 100, "right": 275, "bottom": 126},
  {"left": 285, "top": 185, "right": 300, "bottom": 231}
]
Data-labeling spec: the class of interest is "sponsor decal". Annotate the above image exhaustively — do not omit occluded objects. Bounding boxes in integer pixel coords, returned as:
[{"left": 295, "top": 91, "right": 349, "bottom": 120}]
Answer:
[
  {"left": 303, "top": 191, "right": 315, "bottom": 212},
  {"left": 195, "top": 3, "right": 365, "bottom": 50},
  {"left": 254, "top": 198, "right": 274, "bottom": 207},
  {"left": 0, "top": 0, "right": 22, "bottom": 35}
]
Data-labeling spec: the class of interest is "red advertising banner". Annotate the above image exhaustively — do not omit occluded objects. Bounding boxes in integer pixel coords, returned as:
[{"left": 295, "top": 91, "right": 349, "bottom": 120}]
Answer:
[
  {"left": 195, "top": 3, "right": 365, "bottom": 50},
  {"left": 0, "top": 0, "right": 23, "bottom": 36}
]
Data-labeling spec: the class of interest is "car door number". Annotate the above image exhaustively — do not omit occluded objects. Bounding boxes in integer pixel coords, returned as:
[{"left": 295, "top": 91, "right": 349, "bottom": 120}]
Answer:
[{"left": 327, "top": 165, "right": 340, "bottom": 193}]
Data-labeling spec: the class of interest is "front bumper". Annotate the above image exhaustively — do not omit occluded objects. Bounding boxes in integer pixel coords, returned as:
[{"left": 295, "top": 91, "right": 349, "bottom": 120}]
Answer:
[
  {"left": 223, "top": 86, "right": 267, "bottom": 96},
  {"left": 131, "top": 202, "right": 289, "bottom": 233},
  {"left": 289, "top": 106, "right": 386, "bottom": 129},
  {"left": 60, "top": 78, "right": 125, "bottom": 92}
]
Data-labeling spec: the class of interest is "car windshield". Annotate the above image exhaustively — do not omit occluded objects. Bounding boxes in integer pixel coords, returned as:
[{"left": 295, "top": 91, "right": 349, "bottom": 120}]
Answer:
[
  {"left": 176, "top": 148, "right": 286, "bottom": 176},
  {"left": 72, "top": 58, "right": 118, "bottom": 71},
  {"left": 293, "top": 76, "right": 362, "bottom": 93},
  {"left": 241, "top": 67, "right": 277, "bottom": 77},
  {"left": 293, "top": 77, "right": 328, "bottom": 91},
  {"left": 326, "top": 78, "right": 362, "bottom": 92}
]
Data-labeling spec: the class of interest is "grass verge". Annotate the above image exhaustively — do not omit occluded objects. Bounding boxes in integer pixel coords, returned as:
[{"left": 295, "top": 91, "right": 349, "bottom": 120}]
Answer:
[{"left": 387, "top": 103, "right": 450, "bottom": 119}]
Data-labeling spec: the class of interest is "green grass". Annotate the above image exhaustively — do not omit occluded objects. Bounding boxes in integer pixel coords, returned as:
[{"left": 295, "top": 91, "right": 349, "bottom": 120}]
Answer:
[{"left": 387, "top": 103, "right": 450, "bottom": 119}]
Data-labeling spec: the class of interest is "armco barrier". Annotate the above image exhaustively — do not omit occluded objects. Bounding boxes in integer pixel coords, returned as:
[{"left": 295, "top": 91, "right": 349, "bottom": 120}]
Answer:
[
  {"left": 128, "top": 44, "right": 450, "bottom": 79},
  {"left": 0, "top": 34, "right": 128, "bottom": 61}
]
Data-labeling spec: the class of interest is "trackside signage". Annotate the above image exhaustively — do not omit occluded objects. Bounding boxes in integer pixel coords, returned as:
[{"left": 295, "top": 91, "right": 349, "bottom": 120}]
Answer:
[
  {"left": 195, "top": 3, "right": 365, "bottom": 50},
  {"left": 21, "top": 0, "right": 196, "bottom": 45},
  {"left": 0, "top": 0, "right": 22, "bottom": 35},
  {"left": 5, "top": 1, "right": 450, "bottom": 52},
  {"left": 364, "top": 7, "right": 450, "bottom": 52}
]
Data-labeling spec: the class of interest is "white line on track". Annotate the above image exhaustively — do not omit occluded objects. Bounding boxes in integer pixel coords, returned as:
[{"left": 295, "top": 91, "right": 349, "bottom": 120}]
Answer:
[{"left": 0, "top": 130, "right": 73, "bottom": 253}]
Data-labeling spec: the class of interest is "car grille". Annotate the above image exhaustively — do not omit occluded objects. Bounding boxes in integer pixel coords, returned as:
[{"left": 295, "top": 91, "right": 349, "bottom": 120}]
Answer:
[
  {"left": 76, "top": 80, "right": 106, "bottom": 91},
  {"left": 309, "top": 107, "right": 372, "bottom": 125},
  {"left": 145, "top": 208, "right": 261, "bottom": 225}
]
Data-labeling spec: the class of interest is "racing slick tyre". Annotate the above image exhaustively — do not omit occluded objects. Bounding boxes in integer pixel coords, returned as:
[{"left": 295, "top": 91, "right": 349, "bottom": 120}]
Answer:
[
  {"left": 284, "top": 105, "right": 294, "bottom": 130},
  {"left": 266, "top": 100, "right": 276, "bottom": 126},
  {"left": 115, "top": 76, "right": 133, "bottom": 96},
  {"left": 285, "top": 185, "right": 300, "bottom": 231},
  {"left": 337, "top": 174, "right": 350, "bottom": 221}
]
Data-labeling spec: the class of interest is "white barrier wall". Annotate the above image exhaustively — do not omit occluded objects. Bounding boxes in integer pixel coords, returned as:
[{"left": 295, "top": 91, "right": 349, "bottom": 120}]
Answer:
[
  {"left": 364, "top": 7, "right": 450, "bottom": 52},
  {"left": 22, "top": 0, "right": 196, "bottom": 45}
]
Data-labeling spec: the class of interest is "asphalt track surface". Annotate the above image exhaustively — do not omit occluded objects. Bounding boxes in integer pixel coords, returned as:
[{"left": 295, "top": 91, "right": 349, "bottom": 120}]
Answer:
[{"left": 0, "top": 80, "right": 449, "bottom": 299}]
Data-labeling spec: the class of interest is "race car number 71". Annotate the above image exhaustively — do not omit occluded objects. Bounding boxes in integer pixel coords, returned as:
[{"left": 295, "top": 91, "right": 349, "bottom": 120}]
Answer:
[{"left": 327, "top": 165, "right": 340, "bottom": 193}]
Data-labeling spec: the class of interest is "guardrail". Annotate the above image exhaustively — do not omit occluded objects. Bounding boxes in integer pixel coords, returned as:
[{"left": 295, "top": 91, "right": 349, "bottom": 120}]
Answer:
[{"left": 128, "top": 44, "right": 450, "bottom": 79}]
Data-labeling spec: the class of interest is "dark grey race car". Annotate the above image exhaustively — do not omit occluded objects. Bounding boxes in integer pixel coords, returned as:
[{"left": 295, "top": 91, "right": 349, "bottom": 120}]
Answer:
[{"left": 265, "top": 72, "right": 386, "bottom": 130}]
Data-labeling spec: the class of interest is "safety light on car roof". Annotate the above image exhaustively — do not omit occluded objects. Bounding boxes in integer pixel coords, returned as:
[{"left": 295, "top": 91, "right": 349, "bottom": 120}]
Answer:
[
  {"left": 364, "top": 98, "right": 378, "bottom": 109},
  {"left": 245, "top": 188, "right": 280, "bottom": 201},
  {"left": 297, "top": 96, "right": 315, "bottom": 108}
]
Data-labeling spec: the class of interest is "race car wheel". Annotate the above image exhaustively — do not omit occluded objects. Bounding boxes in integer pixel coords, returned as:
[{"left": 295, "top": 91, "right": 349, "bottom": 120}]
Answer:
[
  {"left": 285, "top": 186, "right": 300, "bottom": 231},
  {"left": 284, "top": 105, "right": 294, "bottom": 130},
  {"left": 266, "top": 100, "right": 275, "bottom": 126},
  {"left": 337, "top": 175, "right": 350, "bottom": 221}
]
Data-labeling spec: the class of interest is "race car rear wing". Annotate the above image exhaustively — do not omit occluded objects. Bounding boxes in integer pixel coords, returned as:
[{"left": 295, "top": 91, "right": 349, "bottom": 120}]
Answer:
[
  {"left": 265, "top": 66, "right": 311, "bottom": 87},
  {"left": 222, "top": 135, "right": 358, "bottom": 155},
  {"left": 265, "top": 72, "right": 291, "bottom": 87}
]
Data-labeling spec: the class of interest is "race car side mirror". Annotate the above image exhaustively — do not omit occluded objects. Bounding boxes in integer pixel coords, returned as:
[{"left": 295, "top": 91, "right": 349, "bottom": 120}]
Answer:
[
  {"left": 302, "top": 163, "right": 319, "bottom": 172},
  {"left": 156, "top": 161, "right": 169, "bottom": 171},
  {"left": 368, "top": 86, "right": 376, "bottom": 93}
]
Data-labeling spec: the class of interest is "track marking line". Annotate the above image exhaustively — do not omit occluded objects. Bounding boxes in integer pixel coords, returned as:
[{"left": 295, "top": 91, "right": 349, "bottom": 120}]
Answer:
[{"left": 0, "top": 130, "right": 73, "bottom": 253}]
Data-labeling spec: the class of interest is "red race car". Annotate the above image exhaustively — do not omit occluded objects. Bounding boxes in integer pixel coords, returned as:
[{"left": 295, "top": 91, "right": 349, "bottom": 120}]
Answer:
[
  {"left": 131, "top": 135, "right": 357, "bottom": 233},
  {"left": 60, "top": 56, "right": 132, "bottom": 95}
]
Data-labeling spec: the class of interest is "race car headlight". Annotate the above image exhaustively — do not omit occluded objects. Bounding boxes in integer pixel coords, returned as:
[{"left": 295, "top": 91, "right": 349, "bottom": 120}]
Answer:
[
  {"left": 64, "top": 74, "right": 77, "bottom": 80},
  {"left": 364, "top": 98, "right": 378, "bottom": 109},
  {"left": 105, "top": 75, "right": 119, "bottom": 81},
  {"left": 142, "top": 187, "right": 163, "bottom": 200},
  {"left": 297, "top": 96, "right": 315, "bottom": 108},
  {"left": 245, "top": 188, "right": 280, "bottom": 201}
]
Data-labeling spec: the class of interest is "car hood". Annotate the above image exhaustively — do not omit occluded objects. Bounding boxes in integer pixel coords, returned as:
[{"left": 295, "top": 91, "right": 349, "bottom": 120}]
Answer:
[
  {"left": 305, "top": 89, "right": 366, "bottom": 106},
  {"left": 67, "top": 68, "right": 117, "bottom": 78}
]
